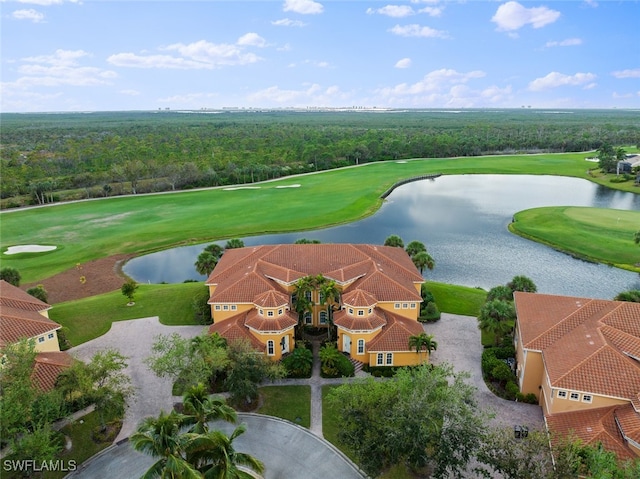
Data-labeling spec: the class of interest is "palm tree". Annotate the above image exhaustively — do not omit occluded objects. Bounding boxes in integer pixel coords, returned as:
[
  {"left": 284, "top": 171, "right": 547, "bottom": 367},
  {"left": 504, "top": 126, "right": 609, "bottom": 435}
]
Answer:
[
  {"left": 293, "top": 276, "right": 315, "bottom": 339},
  {"left": 405, "top": 240, "right": 426, "bottom": 258},
  {"left": 507, "top": 275, "right": 537, "bottom": 293},
  {"left": 195, "top": 251, "right": 218, "bottom": 276},
  {"left": 224, "top": 238, "right": 245, "bottom": 249},
  {"left": 187, "top": 425, "right": 264, "bottom": 479},
  {"left": 130, "top": 410, "right": 201, "bottom": 479},
  {"left": 384, "top": 234, "right": 404, "bottom": 248},
  {"left": 478, "top": 299, "right": 516, "bottom": 346},
  {"left": 319, "top": 277, "right": 341, "bottom": 341},
  {"left": 486, "top": 285, "right": 513, "bottom": 302},
  {"left": 182, "top": 383, "right": 237, "bottom": 434},
  {"left": 408, "top": 333, "right": 437, "bottom": 356},
  {"left": 412, "top": 251, "right": 435, "bottom": 274}
]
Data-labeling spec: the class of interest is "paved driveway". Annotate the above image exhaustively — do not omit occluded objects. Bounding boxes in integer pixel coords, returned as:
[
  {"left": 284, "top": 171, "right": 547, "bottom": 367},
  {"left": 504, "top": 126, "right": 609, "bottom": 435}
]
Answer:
[
  {"left": 69, "top": 316, "right": 204, "bottom": 441},
  {"left": 424, "top": 313, "right": 543, "bottom": 431}
]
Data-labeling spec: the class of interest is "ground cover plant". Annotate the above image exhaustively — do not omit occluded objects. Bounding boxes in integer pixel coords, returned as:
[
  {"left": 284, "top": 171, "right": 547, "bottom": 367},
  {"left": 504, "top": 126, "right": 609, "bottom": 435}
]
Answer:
[
  {"left": 48, "top": 282, "right": 203, "bottom": 345},
  {"left": 510, "top": 206, "right": 640, "bottom": 271},
  {"left": 3, "top": 150, "right": 638, "bottom": 283}
]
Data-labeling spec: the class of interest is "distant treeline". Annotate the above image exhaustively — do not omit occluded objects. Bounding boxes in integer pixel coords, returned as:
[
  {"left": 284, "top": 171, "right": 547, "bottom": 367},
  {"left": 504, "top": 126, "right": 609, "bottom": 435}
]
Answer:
[{"left": 1, "top": 109, "right": 639, "bottom": 208}]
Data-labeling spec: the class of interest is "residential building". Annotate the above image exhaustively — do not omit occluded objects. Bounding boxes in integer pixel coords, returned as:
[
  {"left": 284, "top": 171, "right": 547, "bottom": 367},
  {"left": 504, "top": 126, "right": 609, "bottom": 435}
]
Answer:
[
  {"left": 206, "top": 244, "right": 428, "bottom": 365},
  {"left": 0, "top": 280, "right": 71, "bottom": 391},
  {"left": 513, "top": 291, "right": 640, "bottom": 460}
]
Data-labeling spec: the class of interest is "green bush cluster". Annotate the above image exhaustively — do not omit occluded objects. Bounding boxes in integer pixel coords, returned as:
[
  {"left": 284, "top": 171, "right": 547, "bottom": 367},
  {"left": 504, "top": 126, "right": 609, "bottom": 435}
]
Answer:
[
  {"left": 281, "top": 347, "right": 313, "bottom": 378},
  {"left": 319, "top": 344, "right": 354, "bottom": 378}
]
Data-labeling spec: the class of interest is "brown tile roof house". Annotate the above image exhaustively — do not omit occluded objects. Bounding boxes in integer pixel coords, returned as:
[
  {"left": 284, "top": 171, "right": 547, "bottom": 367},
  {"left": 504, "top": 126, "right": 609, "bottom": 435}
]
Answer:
[
  {"left": 0, "top": 280, "right": 71, "bottom": 391},
  {"left": 206, "top": 244, "right": 427, "bottom": 365},
  {"left": 514, "top": 291, "right": 640, "bottom": 461}
]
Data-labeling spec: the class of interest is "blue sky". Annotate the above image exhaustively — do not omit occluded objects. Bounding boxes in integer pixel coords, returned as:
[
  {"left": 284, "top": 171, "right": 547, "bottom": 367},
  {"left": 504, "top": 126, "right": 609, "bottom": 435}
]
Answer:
[{"left": 2, "top": 0, "right": 639, "bottom": 112}]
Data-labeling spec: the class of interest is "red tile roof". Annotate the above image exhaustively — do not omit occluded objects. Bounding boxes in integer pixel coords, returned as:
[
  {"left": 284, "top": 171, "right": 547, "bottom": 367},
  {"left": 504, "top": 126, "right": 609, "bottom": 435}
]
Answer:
[
  {"left": 342, "top": 289, "right": 377, "bottom": 307},
  {"left": 253, "top": 290, "right": 289, "bottom": 308},
  {"left": 208, "top": 314, "right": 264, "bottom": 351},
  {"left": 32, "top": 352, "right": 74, "bottom": 392},
  {"left": 244, "top": 309, "right": 297, "bottom": 332},
  {"left": 367, "top": 312, "right": 424, "bottom": 352},
  {"left": 333, "top": 309, "right": 386, "bottom": 331},
  {"left": 0, "top": 280, "right": 51, "bottom": 313}
]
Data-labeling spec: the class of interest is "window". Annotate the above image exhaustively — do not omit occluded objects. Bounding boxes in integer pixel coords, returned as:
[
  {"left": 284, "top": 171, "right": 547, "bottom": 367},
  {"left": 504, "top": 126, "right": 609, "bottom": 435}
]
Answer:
[
  {"left": 304, "top": 312, "right": 312, "bottom": 325},
  {"left": 357, "top": 309, "right": 364, "bottom": 316},
  {"left": 319, "top": 311, "right": 328, "bottom": 324},
  {"left": 582, "top": 395, "right": 593, "bottom": 403},
  {"left": 267, "top": 340, "right": 275, "bottom": 356},
  {"left": 291, "top": 293, "right": 297, "bottom": 304},
  {"left": 402, "top": 303, "right": 408, "bottom": 309},
  {"left": 394, "top": 303, "right": 400, "bottom": 309},
  {"left": 368, "top": 308, "right": 373, "bottom": 314},
  {"left": 348, "top": 308, "right": 354, "bottom": 315},
  {"left": 569, "top": 392, "right": 580, "bottom": 401},
  {"left": 48, "top": 333, "right": 54, "bottom": 339},
  {"left": 214, "top": 305, "right": 221, "bottom": 311},
  {"left": 357, "top": 339, "right": 365, "bottom": 355},
  {"left": 38, "top": 336, "right": 45, "bottom": 343},
  {"left": 278, "top": 308, "right": 283, "bottom": 315},
  {"left": 376, "top": 353, "right": 384, "bottom": 365},
  {"left": 259, "top": 309, "right": 264, "bottom": 316},
  {"left": 305, "top": 291, "right": 312, "bottom": 303},
  {"left": 319, "top": 292, "right": 325, "bottom": 303},
  {"left": 223, "top": 305, "right": 229, "bottom": 311},
  {"left": 386, "top": 353, "right": 393, "bottom": 365},
  {"left": 231, "top": 305, "right": 237, "bottom": 311},
  {"left": 557, "top": 390, "right": 567, "bottom": 399},
  {"left": 410, "top": 303, "right": 416, "bottom": 309},
  {"left": 267, "top": 310, "right": 274, "bottom": 317}
]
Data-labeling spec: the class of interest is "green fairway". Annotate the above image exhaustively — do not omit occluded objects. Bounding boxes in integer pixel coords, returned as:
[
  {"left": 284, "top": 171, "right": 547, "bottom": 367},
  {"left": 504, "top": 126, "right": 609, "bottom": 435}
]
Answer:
[
  {"left": 49, "top": 282, "right": 204, "bottom": 346},
  {"left": 2, "top": 151, "right": 637, "bottom": 283},
  {"left": 510, "top": 207, "right": 640, "bottom": 271}
]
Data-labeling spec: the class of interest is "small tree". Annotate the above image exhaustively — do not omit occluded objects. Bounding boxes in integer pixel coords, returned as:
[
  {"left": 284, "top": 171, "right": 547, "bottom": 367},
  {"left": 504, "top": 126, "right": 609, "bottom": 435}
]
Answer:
[
  {"left": 408, "top": 333, "right": 438, "bottom": 355},
  {"left": 507, "top": 275, "right": 537, "bottom": 293},
  {"left": 405, "top": 240, "right": 426, "bottom": 257},
  {"left": 0, "top": 267, "right": 21, "bottom": 286},
  {"left": 412, "top": 250, "right": 435, "bottom": 274},
  {"left": 384, "top": 234, "right": 404, "bottom": 248},
  {"left": 121, "top": 279, "right": 138, "bottom": 304},
  {"left": 224, "top": 238, "right": 244, "bottom": 249},
  {"left": 26, "top": 285, "right": 48, "bottom": 303}
]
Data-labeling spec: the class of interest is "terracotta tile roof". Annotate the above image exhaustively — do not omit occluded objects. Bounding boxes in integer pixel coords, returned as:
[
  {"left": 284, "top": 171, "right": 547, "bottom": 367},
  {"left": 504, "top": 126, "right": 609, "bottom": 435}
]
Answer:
[
  {"left": 333, "top": 309, "right": 386, "bottom": 331},
  {"left": 367, "top": 312, "right": 424, "bottom": 352},
  {"left": 253, "top": 290, "right": 289, "bottom": 308},
  {"left": 515, "top": 292, "right": 640, "bottom": 401},
  {"left": 32, "top": 351, "right": 73, "bottom": 392},
  {"left": 342, "top": 289, "right": 377, "bottom": 307},
  {"left": 615, "top": 403, "right": 640, "bottom": 448},
  {"left": 0, "top": 280, "right": 51, "bottom": 313},
  {"left": 244, "top": 309, "right": 297, "bottom": 332},
  {"left": 545, "top": 406, "right": 638, "bottom": 462},
  {"left": 0, "top": 305, "right": 61, "bottom": 347},
  {"left": 208, "top": 314, "right": 264, "bottom": 351}
]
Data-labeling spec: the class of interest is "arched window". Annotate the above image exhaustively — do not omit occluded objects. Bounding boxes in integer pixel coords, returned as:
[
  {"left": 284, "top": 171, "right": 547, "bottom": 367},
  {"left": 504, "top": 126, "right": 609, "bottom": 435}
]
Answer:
[
  {"left": 304, "top": 311, "right": 312, "bottom": 325},
  {"left": 319, "top": 310, "right": 328, "bottom": 324},
  {"left": 267, "top": 340, "right": 275, "bottom": 356}
]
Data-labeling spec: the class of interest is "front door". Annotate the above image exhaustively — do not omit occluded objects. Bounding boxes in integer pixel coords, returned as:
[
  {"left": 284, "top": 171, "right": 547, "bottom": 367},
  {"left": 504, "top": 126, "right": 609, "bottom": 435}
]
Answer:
[
  {"left": 281, "top": 335, "right": 290, "bottom": 354},
  {"left": 343, "top": 334, "right": 351, "bottom": 354}
]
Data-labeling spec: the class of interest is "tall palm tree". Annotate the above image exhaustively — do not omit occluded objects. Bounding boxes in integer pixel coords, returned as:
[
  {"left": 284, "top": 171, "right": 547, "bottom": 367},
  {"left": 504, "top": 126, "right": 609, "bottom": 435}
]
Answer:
[
  {"left": 412, "top": 251, "right": 435, "bottom": 274},
  {"left": 187, "top": 425, "right": 265, "bottom": 479},
  {"left": 384, "top": 234, "right": 404, "bottom": 248},
  {"left": 408, "top": 333, "right": 437, "bottom": 356},
  {"left": 477, "top": 299, "right": 516, "bottom": 346},
  {"left": 224, "top": 238, "right": 245, "bottom": 249},
  {"left": 319, "top": 277, "right": 341, "bottom": 341},
  {"left": 195, "top": 251, "right": 218, "bottom": 276},
  {"left": 130, "top": 410, "right": 201, "bottom": 479},
  {"left": 405, "top": 240, "right": 426, "bottom": 258},
  {"left": 182, "top": 383, "right": 237, "bottom": 434},
  {"left": 293, "top": 276, "right": 315, "bottom": 339}
]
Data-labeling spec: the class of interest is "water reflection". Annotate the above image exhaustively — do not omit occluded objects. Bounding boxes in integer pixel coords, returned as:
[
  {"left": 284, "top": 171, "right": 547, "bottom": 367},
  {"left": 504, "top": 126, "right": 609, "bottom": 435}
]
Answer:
[{"left": 123, "top": 175, "right": 640, "bottom": 299}]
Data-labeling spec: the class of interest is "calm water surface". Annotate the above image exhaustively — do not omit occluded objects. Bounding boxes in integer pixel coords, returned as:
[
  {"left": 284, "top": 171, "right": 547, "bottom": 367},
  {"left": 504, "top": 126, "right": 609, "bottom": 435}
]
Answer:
[{"left": 123, "top": 175, "right": 640, "bottom": 299}]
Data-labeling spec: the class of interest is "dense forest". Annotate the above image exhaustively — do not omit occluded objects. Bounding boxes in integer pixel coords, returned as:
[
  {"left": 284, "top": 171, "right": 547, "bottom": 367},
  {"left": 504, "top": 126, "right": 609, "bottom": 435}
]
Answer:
[{"left": 1, "top": 109, "right": 639, "bottom": 208}]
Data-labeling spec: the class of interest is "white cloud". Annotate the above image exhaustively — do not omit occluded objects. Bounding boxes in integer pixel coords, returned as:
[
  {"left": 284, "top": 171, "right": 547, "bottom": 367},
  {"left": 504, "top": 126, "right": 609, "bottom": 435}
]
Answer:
[
  {"left": 389, "top": 24, "right": 448, "bottom": 39},
  {"left": 418, "top": 6, "right": 443, "bottom": 17},
  {"left": 248, "top": 83, "right": 346, "bottom": 105},
  {"left": 528, "top": 72, "right": 597, "bottom": 91},
  {"left": 283, "top": 0, "right": 323, "bottom": 15},
  {"left": 12, "top": 9, "right": 45, "bottom": 22},
  {"left": 395, "top": 58, "right": 412, "bottom": 68},
  {"left": 367, "top": 5, "right": 415, "bottom": 18},
  {"left": 157, "top": 92, "right": 220, "bottom": 105},
  {"left": 271, "top": 18, "right": 307, "bottom": 27},
  {"left": 545, "top": 38, "right": 582, "bottom": 47},
  {"left": 377, "top": 68, "right": 486, "bottom": 96},
  {"left": 237, "top": 33, "right": 267, "bottom": 48},
  {"left": 108, "top": 39, "right": 263, "bottom": 70},
  {"left": 492, "top": 1, "right": 560, "bottom": 32},
  {"left": 612, "top": 68, "right": 640, "bottom": 79},
  {"left": 119, "top": 89, "right": 140, "bottom": 96}
]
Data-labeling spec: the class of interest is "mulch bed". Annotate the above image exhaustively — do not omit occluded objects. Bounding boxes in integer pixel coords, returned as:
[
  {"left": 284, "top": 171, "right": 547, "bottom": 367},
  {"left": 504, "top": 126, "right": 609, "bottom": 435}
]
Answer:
[{"left": 23, "top": 254, "right": 135, "bottom": 304}]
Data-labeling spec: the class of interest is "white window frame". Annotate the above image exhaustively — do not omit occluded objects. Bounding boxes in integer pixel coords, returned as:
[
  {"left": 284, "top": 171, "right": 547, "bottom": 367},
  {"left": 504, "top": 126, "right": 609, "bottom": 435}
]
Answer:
[
  {"left": 38, "top": 336, "right": 45, "bottom": 343},
  {"left": 557, "top": 390, "right": 567, "bottom": 399},
  {"left": 267, "top": 340, "right": 275, "bottom": 356},
  {"left": 368, "top": 308, "right": 373, "bottom": 314},
  {"left": 215, "top": 305, "right": 221, "bottom": 311},
  {"left": 582, "top": 394, "right": 593, "bottom": 404},
  {"left": 278, "top": 308, "right": 283, "bottom": 315},
  {"left": 357, "top": 309, "right": 364, "bottom": 316},
  {"left": 394, "top": 303, "right": 400, "bottom": 309},
  {"left": 231, "top": 305, "right": 237, "bottom": 311},
  {"left": 267, "top": 310, "right": 274, "bottom": 317},
  {"left": 319, "top": 311, "right": 328, "bottom": 324},
  {"left": 569, "top": 392, "right": 580, "bottom": 401},
  {"left": 48, "top": 333, "right": 54, "bottom": 339},
  {"left": 376, "top": 353, "right": 384, "bottom": 365},
  {"left": 348, "top": 308, "right": 354, "bottom": 315},
  {"left": 402, "top": 303, "right": 408, "bottom": 309},
  {"left": 259, "top": 309, "right": 264, "bottom": 316},
  {"left": 304, "top": 312, "right": 312, "bottom": 325},
  {"left": 223, "top": 305, "right": 229, "bottom": 311},
  {"left": 410, "top": 303, "right": 416, "bottom": 309},
  {"left": 357, "top": 339, "right": 365, "bottom": 355},
  {"left": 386, "top": 353, "right": 393, "bottom": 365},
  {"left": 305, "top": 291, "right": 312, "bottom": 303}
]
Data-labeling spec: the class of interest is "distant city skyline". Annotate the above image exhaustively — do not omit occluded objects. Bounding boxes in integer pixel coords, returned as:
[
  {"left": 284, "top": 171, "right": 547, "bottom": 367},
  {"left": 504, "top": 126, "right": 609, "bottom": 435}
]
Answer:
[{"left": 2, "top": 0, "right": 639, "bottom": 112}]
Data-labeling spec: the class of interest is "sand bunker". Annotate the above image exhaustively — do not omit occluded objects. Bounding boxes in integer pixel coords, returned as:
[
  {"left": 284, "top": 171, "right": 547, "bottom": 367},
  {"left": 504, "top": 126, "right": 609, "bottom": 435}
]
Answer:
[
  {"left": 4, "top": 245, "right": 57, "bottom": 255},
  {"left": 275, "top": 184, "right": 301, "bottom": 188},
  {"left": 396, "top": 160, "right": 408, "bottom": 164},
  {"left": 223, "top": 186, "right": 262, "bottom": 191}
]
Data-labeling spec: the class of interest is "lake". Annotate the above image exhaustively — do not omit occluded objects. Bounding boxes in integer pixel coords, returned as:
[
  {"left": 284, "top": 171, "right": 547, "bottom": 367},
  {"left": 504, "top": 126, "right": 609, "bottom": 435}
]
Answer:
[{"left": 123, "top": 175, "right": 640, "bottom": 299}]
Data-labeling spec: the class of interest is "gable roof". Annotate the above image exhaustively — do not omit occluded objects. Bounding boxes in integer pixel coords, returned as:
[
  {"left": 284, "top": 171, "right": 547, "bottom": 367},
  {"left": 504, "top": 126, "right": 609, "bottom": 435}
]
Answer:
[
  {"left": 32, "top": 351, "right": 74, "bottom": 392},
  {"left": 0, "top": 281, "right": 60, "bottom": 348},
  {"left": 515, "top": 292, "right": 640, "bottom": 401},
  {"left": 367, "top": 311, "right": 425, "bottom": 352},
  {"left": 208, "top": 314, "right": 264, "bottom": 351}
]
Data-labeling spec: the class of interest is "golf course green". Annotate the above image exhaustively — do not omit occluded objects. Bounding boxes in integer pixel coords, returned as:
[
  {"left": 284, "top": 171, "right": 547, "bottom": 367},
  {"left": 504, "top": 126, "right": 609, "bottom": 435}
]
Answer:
[
  {"left": 510, "top": 207, "right": 640, "bottom": 271},
  {"left": 1, "top": 151, "right": 639, "bottom": 283}
]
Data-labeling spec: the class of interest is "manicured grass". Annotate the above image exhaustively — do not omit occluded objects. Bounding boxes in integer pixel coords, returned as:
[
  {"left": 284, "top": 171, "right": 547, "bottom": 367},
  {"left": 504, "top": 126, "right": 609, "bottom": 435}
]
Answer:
[
  {"left": 510, "top": 207, "right": 640, "bottom": 271},
  {"left": 49, "top": 282, "right": 204, "bottom": 346},
  {"left": 322, "top": 385, "right": 358, "bottom": 463},
  {"left": 256, "top": 385, "right": 311, "bottom": 428},
  {"left": 3, "top": 151, "right": 637, "bottom": 283},
  {"left": 426, "top": 281, "right": 487, "bottom": 317}
]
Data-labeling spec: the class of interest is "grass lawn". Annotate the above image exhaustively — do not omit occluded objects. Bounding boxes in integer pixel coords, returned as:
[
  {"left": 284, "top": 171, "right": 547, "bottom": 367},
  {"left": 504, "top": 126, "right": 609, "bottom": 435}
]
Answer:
[
  {"left": 49, "top": 282, "right": 204, "bottom": 346},
  {"left": 510, "top": 206, "right": 640, "bottom": 271},
  {"left": 426, "top": 281, "right": 487, "bottom": 317},
  {"left": 3, "top": 151, "right": 638, "bottom": 283},
  {"left": 256, "top": 385, "right": 311, "bottom": 428}
]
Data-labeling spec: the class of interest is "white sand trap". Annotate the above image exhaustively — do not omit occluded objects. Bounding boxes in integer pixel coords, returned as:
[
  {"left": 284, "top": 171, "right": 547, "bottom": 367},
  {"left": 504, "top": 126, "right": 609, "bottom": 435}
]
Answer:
[
  {"left": 4, "top": 245, "right": 57, "bottom": 255},
  {"left": 223, "top": 186, "right": 262, "bottom": 191},
  {"left": 396, "top": 160, "right": 408, "bottom": 164},
  {"left": 275, "top": 184, "right": 301, "bottom": 189}
]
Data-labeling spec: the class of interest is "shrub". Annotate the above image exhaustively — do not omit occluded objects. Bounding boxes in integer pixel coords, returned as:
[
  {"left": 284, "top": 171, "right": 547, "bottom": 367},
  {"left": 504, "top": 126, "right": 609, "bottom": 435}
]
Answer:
[
  {"left": 282, "top": 347, "right": 313, "bottom": 378},
  {"left": 335, "top": 354, "right": 355, "bottom": 378},
  {"left": 491, "top": 361, "right": 514, "bottom": 383},
  {"left": 27, "top": 285, "right": 48, "bottom": 303},
  {"left": 419, "top": 301, "right": 441, "bottom": 322},
  {"left": 505, "top": 381, "right": 519, "bottom": 400}
]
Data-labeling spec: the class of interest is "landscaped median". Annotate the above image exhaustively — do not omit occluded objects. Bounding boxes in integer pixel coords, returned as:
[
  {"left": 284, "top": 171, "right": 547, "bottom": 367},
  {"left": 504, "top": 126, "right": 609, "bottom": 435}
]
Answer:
[{"left": 509, "top": 206, "right": 640, "bottom": 272}]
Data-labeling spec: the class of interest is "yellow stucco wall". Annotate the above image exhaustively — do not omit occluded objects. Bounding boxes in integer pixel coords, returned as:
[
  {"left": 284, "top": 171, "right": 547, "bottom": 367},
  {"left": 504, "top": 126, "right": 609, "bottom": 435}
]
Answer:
[
  {"left": 33, "top": 329, "right": 60, "bottom": 352},
  {"left": 337, "top": 329, "right": 379, "bottom": 363},
  {"left": 211, "top": 303, "right": 253, "bottom": 322},
  {"left": 377, "top": 301, "right": 420, "bottom": 320},
  {"left": 518, "top": 348, "right": 544, "bottom": 399},
  {"left": 367, "top": 350, "right": 427, "bottom": 367},
  {"left": 248, "top": 329, "right": 295, "bottom": 362}
]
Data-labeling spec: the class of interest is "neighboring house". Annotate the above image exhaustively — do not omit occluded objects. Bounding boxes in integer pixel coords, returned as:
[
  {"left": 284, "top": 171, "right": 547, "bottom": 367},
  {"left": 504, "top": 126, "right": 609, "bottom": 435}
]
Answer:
[
  {"left": 513, "top": 291, "right": 640, "bottom": 461},
  {"left": 206, "top": 244, "right": 427, "bottom": 365},
  {"left": 0, "top": 280, "right": 71, "bottom": 391}
]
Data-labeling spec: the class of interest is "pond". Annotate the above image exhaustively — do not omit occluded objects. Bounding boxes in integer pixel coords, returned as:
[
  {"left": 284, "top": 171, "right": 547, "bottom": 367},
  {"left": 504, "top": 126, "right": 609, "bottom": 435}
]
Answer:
[{"left": 123, "top": 175, "right": 640, "bottom": 299}]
